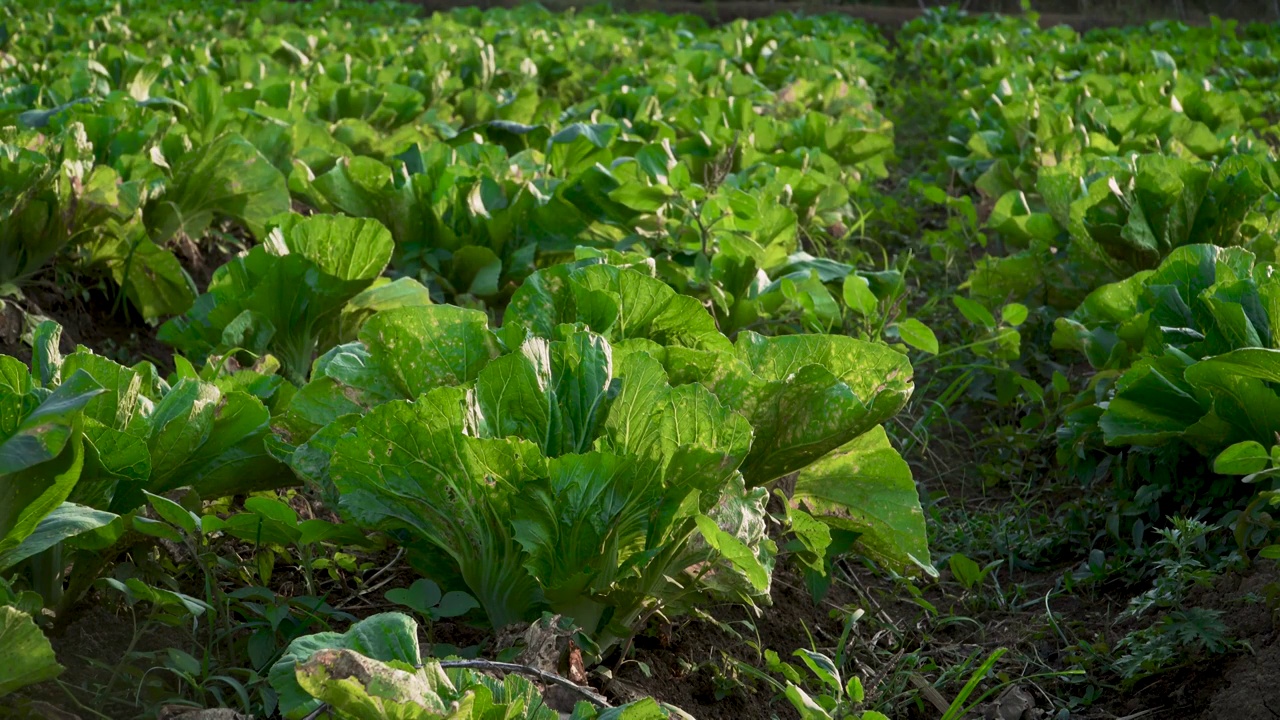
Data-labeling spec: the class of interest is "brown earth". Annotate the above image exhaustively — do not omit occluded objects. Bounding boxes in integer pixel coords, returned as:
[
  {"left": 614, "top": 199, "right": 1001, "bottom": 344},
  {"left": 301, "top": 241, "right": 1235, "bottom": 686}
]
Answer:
[
  {"left": 2, "top": 279, "right": 175, "bottom": 373},
  {"left": 613, "top": 564, "right": 864, "bottom": 719},
  {"left": 1185, "top": 562, "right": 1280, "bottom": 720}
]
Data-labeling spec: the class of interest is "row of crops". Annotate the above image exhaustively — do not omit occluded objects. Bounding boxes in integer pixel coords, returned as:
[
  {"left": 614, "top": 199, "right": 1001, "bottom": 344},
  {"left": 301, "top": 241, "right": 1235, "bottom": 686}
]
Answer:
[
  {"left": 2, "top": 2, "right": 922, "bottom": 718},
  {"left": 6, "top": 0, "right": 1280, "bottom": 717},
  {"left": 903, "top": 10, "right": 1280, "bottom": 538}
]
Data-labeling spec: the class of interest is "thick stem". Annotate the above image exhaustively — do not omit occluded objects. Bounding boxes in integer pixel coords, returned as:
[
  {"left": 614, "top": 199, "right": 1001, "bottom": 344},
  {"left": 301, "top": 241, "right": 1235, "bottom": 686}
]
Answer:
[{"left": 29, "top": 542, "right": 64, "bottom": 608}]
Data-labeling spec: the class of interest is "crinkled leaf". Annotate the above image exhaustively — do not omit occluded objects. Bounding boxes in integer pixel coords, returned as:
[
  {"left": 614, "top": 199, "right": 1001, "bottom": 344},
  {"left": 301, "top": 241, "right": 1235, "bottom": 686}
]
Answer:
[
  {"left": 331, "top": 389, "right": 541, "bottom": 628},
  {"left": 147, "top": 132, "right": 290, "bottom": 243},
  {"left": 294, "top": 649, "right": 450, "bottom": 719},
  {"left": 0, "top": 607, "right": 63, "bottom": 697},
  {"left": 270, "top": 613, "right": 423, "bottom": 720},
  {"left": 793, "top": 426, "right": 934, "bottom": 577}
]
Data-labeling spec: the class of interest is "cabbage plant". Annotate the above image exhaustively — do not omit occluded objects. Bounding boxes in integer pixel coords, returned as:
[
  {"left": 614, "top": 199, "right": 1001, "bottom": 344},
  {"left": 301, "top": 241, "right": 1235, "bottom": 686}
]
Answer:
[
  {"left": 270, "top": 612, "right": 676, "bottom": 720},
  {"left": 1055, "top": 245, "right": 1280, "bottom": 501},
  {"left": 1, "top": 322, "right": 294, "bottom": 610},
  {"left": 159, "top": 213, "right": 430, "bottom": 385},
  {"left": 273, "top": 259, "right": 930, "bottom": 653}
]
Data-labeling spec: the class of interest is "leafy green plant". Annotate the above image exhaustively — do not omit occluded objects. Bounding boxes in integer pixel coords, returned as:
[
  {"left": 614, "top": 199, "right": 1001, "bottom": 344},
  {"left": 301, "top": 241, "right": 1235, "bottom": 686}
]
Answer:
[
  {"left": 144, "top": 131, "right": 291, "bottom": 249},
  {"left": 270, "top": 612, "right": 675, "bottom": 720},
  {"left": 271, "top": 259, "right": 930, "bottom": 654},
  {"left": 122, "top": 488, "right": 375, "bottom": 717},
  {"left": 20, "top": 3, "right": 1280, "bottom": 717},
  {"left": 0, "top": 128, "right": 126, "bottom": 293},
  {"left": 0, "top": 321, "right": 300, "bottom": 619},
  {"left": 1, "top": 121, "right": 291, "bottom": 320},
  {"left": 761, "top": 646, "right": 887, "bottom": 720},
  {"left": 1121, "top": 517, "right": 1221, "bottom": 621},
  {"left": 207, "top": 494, "right": 374, "bottom": 594},
  {"left": 0, "top": 606, "right": 64, "bottom": 697},
  {"left": 1109, "top": 518, "right": 1237, "bottom": 681},
  {"left": 503, "top": 260, "right": 920, "bottom": 494},
  {"left": 385, "top": 579, "right": 479, "bottom": 625},
  {"left": 1114, "top": 607, "right": 1236, "bottom": 681},
  {"left": 947, "top": 553, "right": 1003, "bottom": 591},
  {"left": 1056, "top": 244, "right": 1280, "bottom": 516},
  {"left": 325, "top": 323, "right": 772, "bottom": 650},
  {"left": 0, "top": 352, "right": 108, "bottom": 570},
  {"left": 159, "top": 213, "right": 430, "bottom": 384},
  {"left": 975, "top": 153, "right": 1279, "bottom": 310}
]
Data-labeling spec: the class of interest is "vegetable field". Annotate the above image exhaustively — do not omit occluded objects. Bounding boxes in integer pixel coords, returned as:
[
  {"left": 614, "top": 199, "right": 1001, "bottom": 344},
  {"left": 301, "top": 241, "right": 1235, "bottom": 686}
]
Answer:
[{"left": 3, "top": 2, "right": 1280, "bottom": 719}]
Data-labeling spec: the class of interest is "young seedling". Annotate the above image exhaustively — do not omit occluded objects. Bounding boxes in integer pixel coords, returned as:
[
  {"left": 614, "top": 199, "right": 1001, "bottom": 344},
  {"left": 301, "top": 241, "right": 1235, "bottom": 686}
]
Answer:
[
  {"left": 385, "top": 578, "right": 479, "bottom": 623},
  {"left": 947, "top": 553, "right": 1003, "bottom": 591}
]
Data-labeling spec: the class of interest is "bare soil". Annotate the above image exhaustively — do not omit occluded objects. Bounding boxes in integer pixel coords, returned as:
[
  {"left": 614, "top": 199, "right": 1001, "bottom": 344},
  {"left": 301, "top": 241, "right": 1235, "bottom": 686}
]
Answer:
[
  {"left": 613, "top": 565, "right": 865, "bottom": 719},
  {"left": 1185, "top": 563, "right": 1280, "bottom": 719},
  {"left": 3, "top": 279, "right": 175, "bottom": 373}
]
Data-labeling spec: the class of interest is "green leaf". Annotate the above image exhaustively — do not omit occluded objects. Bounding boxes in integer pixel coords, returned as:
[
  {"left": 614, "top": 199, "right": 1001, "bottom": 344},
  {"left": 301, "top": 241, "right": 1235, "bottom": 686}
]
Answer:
[
  {"left": 0, "top": 502, "right": 117, "bottom": 572},
  {"left": 132, "top": 515, "right": 183, "bottom": 543},
  {"left": 948, "top": 553, "right": 982, "bottom": 589},
  {"left": 434, "top": 591, "right": 479, "bottom": 619},
  {"left": 31, "top": 321, "right": 61, "bottom": 388},
  {"left": 1099, "top": 363, "right": 1205, "bottom": 446},
  {"left": 358, "top": 305, "right": 501, "bottom": 400},
  {"left": 385, "top": 579, "right": 443, "bottom": 617},
  {"left": 608, "top": 183, "right": 674, "bottom": 213},
  {"left": 270, "top": 612, "right": 422, "bottom": 720},
  {"left": 784, "top": 504, "right": 832, "bottom": 574},
  {"left": 1001, "top": 303, "right": 1029, "bottom": 327},
  {"left": 147, "top": 132, "right": 290, "bottom": 244},
  {"left": 0, "top": 606, "right": 63, "bottom": 697},
  {"left": 505, "top": 262, "right": 732, "bottom": 353},
  {"left": 1187, "top": 348, "right": 1280, "bottom": 385},
  {"left": 793, "top": 426, "right": 935, "bottom": 577},
  {"left": 161, "top": 214, "right": 394, "bottom": 383},
  {"left": 953, "top": 296, "right": 997, "bottom": 329},
  {"left": 783, "top": 682, "right": 831, "bottom": 720},
  {"left": 220, "top": 497, "right": 302, "bottom": 546},
  {"left": 161, "top": 390, "right": 284, "bottom": 499},
  {"left": 921, "top": 186, "right": 949, "bottom": 204},
  {"left": 1214, "top": 441, "right": 1271, "bottom": 476},
  {"left": 86, "top": 231, "right": 197, "bottom": 321},
  {"left": 593, "top": 698, "right": 673, "bottom": 720},
  {"left": 101, "top": 577, "right": 210, "bottom": 617},
  {"left": 0, "top": 374, "right": 98, "bottom": 561},
  {"left": 842, "top": 274, "right": 879, "bottom": 317},
  {"left": 143, "top": 379, "right": 220, "bottom": 491},
  {"left": 309, "top": 155, "right": 420, "bottom": 247},
  {"left": 792, "top": 648, "right": 840, "bottom": 693},
  {"left": 144, "top": 491, "right": 199, "bottom": 535},
  {"left": 331, "top": 389, "right": 541, "bottom": 629},
  {"left": 695, "top": 514, "right": 769, "bottom": 593},
  {"left": 331, "top": 277, "right": 433, "bottom": 346},
  {"left": 452, "top": 246, "right": 504, "bottom": 298},
  {"left": 0, "top": 369, "right": 102, "bottom": 474},
  {"left": 893, "top": 319, "right": 939, "bottom": 354},
  {"left": 1151, "top": 49, "right": 1178, "bottom": 73},
  {"left": 730, "top": 333, "right": 913, "bottom": 486},
  {"left": 294, "top": 649, "right": 451, "bottom": 719},
  {"left": 547, "top": 123, "right": 618, "bottom": 176},
  {"left": 16, "top": 99, "right": 97, "bottom": 129},
  {"left": 846, "top": 675, "right": 865, "bottom": 703}
]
